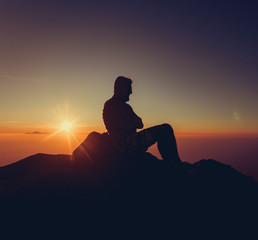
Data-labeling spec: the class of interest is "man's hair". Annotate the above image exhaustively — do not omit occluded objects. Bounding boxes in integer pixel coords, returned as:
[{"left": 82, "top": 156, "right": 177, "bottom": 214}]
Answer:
[{"left": 114, "top": 76, "right": 132, "bottom": 93}]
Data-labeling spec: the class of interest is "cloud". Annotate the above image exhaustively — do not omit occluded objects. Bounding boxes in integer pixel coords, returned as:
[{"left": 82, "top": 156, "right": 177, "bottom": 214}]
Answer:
[
  {"left": 0, "top": 74, "right": 47, "bottom": 83},
  {"left": 25, "top": 131, "right": 48, "bottom": 134},
  {"left": 4, "top": 121, "right": 20, "bottom": 124}
]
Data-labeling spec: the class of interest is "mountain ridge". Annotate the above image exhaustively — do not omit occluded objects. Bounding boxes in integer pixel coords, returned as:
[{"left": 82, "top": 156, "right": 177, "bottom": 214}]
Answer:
[{"left": 1, "top": 132, "right": 257, "bottom": 236}]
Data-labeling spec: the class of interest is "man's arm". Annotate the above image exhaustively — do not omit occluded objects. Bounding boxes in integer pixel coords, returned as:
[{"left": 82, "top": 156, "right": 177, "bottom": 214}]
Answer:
[
  {"left": 128, "top": 105, "right": 144, "bottom": 129},
  {"left": 134, "top": 115, "right": 144, "bottom": 129}
]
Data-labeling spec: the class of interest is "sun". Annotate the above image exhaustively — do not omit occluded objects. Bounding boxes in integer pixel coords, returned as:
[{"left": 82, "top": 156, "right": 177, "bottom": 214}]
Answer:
[
  {"left": 60, "top": 121, "right": 73, "bottom": 132},
  {"left": 43, "top": 103, "right": 83, "bottom": 159}
]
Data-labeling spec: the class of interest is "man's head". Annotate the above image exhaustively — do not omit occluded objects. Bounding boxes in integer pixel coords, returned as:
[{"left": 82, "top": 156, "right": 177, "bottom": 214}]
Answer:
[{"left": 114, "top": 76, "right": 132, "bottom": 102}]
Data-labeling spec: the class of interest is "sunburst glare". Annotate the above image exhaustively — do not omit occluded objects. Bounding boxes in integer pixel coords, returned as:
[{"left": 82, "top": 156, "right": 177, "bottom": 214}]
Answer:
[
  {"left": 43, "top": 103, "right": 83, "bottom": 159},
  {"left": 60, "top": 121, "right": 73, "bottom": 132}
]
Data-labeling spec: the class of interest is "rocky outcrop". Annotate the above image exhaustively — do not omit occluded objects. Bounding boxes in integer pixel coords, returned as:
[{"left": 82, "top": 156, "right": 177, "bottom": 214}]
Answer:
[{"left": 0, "top": 131, "right": 257, "bottom": 234}]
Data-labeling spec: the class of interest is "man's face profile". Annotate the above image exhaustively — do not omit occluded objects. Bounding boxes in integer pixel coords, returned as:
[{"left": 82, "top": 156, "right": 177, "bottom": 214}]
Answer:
[{"left": 114, "top": 76, "right": 132, "bottom": 102}]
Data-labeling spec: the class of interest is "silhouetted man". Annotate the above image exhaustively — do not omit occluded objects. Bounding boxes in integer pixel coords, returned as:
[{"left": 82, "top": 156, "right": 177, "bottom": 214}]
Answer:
[{"left": 103, "top": 76, "right": 181, "bottom": 168}]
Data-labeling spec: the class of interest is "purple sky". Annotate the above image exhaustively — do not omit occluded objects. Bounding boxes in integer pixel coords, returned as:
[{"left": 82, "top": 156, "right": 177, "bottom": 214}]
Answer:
[{"left": 0, "top": 1, "right": 258, "bottom": 134}]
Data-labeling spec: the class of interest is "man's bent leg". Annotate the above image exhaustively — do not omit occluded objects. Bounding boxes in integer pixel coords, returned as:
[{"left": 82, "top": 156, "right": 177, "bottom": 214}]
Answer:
[{"left": 139, "top": 124, "right": 181, "bottom": 166}]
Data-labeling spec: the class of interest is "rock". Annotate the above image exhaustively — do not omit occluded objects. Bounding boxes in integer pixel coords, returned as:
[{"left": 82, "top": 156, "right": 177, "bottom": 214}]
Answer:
[
  {"left": 0, "top": 131, "right": 257, "bottom": 234},
  {"left": 72, "top": 131, "right": 113, "bottom": 163}
]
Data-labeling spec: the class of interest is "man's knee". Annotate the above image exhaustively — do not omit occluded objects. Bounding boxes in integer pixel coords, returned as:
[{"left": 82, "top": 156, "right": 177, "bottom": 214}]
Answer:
[{"left": 161, "top": 123, "right": 174, "bottom": 133}]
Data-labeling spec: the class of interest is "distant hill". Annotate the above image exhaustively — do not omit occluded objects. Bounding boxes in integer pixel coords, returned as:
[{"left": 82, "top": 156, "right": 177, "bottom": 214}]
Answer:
[{"left": 1, "top": 132, "right": 257, "bottom": 236}]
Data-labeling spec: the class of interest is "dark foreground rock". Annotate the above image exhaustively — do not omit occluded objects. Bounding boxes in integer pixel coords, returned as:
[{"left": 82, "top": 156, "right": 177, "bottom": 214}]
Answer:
[{"left": 1, "top": 132, "right": 257, "bottom": 237}]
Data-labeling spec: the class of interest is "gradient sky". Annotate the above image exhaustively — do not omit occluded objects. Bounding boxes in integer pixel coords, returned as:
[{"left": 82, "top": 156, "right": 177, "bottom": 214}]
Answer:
[{"left": 1, "top": 0, "right": 258, "bottom": 135}]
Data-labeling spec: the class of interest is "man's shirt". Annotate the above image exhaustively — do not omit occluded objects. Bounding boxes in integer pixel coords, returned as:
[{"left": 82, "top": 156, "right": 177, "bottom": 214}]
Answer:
[{"left": 103, "top": 95, "right": 143, "bottom": 147}]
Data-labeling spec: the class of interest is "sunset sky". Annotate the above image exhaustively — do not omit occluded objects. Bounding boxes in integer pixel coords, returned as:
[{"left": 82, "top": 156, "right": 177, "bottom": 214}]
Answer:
[
  {"left": 0, "top": 1, "right": 258, "bottom": 179},
  {"left": 1, "top": 0, "right": 257, "bottom": 135}
]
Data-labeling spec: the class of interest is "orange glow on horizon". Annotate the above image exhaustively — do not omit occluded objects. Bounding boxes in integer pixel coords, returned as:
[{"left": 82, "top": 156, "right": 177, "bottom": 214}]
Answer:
[{"left": 1, "top": 127, "right": 258, "bottom": 138}]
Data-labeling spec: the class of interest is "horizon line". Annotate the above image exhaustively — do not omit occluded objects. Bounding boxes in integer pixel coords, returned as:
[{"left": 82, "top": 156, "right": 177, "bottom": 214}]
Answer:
[{"left": 1, "top": 131, "right": 258, "bottom": 138}]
